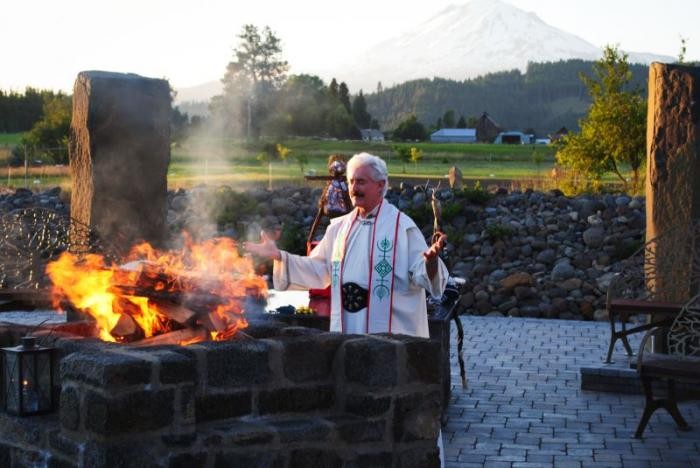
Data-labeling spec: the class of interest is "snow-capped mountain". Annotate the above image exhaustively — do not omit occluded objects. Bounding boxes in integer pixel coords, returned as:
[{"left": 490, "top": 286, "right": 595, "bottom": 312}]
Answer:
[
  {"left": 176, "top": 0, "right": 672, "bottom": 104},
  {"left": 334, "top": 0, "right": 672, "bottom": 93}
]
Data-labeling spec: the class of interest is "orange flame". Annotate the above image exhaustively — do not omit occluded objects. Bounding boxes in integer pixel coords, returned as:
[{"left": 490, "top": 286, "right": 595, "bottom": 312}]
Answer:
[{"left": 46, "top": 235, "right": 267, "bottom": 344}]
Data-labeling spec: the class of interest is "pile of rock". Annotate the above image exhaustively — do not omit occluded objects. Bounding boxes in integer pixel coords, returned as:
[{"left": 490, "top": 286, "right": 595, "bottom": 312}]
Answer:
[
  {"left": 438, "top": 189, "right": 644, "bottom": 321},
  {"left": 166, "top": 184, "right": 645, "bottom": 321},
  {"left": 2, "top": 185, "right": 646, "bottom": 322},
  {"left": 0, "top": 187, "right": 67, "bottom": 215}
]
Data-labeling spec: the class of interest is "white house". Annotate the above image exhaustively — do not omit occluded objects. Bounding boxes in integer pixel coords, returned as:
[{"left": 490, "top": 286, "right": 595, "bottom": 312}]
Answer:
[
  {"left": 430, "top": 128, "right": 477, "bottom": 143},
  {"left": 360, "top": 129, "right": 385, "bottom": 142}
]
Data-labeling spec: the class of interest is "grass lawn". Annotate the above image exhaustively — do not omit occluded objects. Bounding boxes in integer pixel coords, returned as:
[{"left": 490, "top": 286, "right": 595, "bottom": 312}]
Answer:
[
  {"left": 0, "top": 134, "right": 632, "bottom": 192},
  {"left": 0, "top": 133, "right": 23, "bottom": 146},
  {"left": 168, "top": 137, "right": 559, "bottom": 188}
]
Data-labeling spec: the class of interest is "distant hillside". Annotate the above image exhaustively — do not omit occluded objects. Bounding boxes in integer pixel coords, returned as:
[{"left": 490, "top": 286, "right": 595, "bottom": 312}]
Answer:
[
  {"left": 176, "top": 100, "right": 210, "bottom": 118},
  {"left": 365, "top": 59, "right": 650, "bottom": 136}
]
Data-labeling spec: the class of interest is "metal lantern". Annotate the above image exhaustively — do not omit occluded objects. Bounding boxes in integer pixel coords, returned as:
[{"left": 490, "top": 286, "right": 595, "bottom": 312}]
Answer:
[{"left": 2, "top": 336, "right": 55, "bottom": 416}]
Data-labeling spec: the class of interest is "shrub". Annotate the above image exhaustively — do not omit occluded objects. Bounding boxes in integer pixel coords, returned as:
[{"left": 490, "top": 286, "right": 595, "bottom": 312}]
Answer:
[
  {"left": 440, "top": 202, "right": 462, "bottom": 222},
  {"left": 456, "top": 182, "right": 492, "bottom": 205},
  {"left": 485, "top": 224, "right": 513, "bottom": 240},
  {"left": 209, "top": 189, "right": 260, "bottom": 229}
]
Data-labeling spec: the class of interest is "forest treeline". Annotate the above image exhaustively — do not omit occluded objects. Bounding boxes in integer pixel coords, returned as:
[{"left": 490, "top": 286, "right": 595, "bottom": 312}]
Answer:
[
  {"left": 366, "top": 59, "right": 650, "bottom": 136},
  {"left": 0, "top": 88, "right": 66, "bottom": 133},
  {"left": 0, "top": 59, "right": 651, "bottom": 146}
]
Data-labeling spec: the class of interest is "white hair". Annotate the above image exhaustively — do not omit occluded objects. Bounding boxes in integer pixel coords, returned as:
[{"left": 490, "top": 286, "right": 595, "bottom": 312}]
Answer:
[{"left": 347, "top": 152, "right": 389, "bottom": 197}]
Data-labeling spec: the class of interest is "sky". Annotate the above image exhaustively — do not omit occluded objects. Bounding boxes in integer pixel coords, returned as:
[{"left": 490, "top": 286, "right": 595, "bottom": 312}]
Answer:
[{"left": 2, "top": 0, "right": 698, "bottom": 93}]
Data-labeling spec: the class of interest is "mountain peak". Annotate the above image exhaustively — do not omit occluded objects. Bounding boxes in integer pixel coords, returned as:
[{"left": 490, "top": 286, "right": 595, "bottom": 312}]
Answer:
[
  {"left": 333, "top": 1, "right": 670, "bottom": 93},
  {"left": 176, "top": 1, "right": 673, "bottom": 104}
]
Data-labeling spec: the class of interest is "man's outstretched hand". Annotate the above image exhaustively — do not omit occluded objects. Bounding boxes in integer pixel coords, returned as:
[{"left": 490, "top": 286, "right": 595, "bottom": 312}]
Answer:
[
  {"left": 244, "top": 230, "right": 282, "bottom": 261},
  {"left": 424, "top": 232, "right": 447, "bottom": 261},
  {"left": 424, "top": 232, "right": 447, "bottom": 280}
]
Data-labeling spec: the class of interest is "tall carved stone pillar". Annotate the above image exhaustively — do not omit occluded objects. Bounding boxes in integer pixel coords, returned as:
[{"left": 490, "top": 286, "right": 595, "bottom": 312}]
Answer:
[
  {"left": 69, "top": 71, "right": 171, "bottom": 252},
  {"left": 646, "top": 63, "right": 700, "bottom": 303}
]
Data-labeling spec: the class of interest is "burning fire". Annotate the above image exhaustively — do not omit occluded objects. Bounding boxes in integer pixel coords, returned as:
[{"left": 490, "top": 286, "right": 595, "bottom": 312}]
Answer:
[{"left": 46, "top": 235, "right": 267, "bottom": 345}]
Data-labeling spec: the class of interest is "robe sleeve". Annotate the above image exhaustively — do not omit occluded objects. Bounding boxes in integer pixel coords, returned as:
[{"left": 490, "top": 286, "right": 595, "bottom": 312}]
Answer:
[
  {"left": 272, "top": 223, "right": 336, "bottom": 291},
  {"left": 406, "top": 224, "right": 448, "bottom": 299}
]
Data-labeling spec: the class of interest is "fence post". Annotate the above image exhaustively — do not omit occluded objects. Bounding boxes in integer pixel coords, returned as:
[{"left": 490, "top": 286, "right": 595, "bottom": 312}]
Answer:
[{"left": 24, "top": 145, "right": 29, "bottom": 189}]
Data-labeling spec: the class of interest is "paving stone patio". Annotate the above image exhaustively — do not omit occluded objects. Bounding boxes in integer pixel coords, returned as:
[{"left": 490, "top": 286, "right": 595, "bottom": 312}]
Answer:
[{"left": 444, "top": 316, "right": 700, "bottom": 468}]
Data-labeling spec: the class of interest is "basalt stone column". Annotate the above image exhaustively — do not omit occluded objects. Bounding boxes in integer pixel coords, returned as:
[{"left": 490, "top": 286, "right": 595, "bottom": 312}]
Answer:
[
  {"left": 69, "top": 71, "right": 170, "bottom": 251},
  {"left": 646, "top": 63, "right": 700, "bottom": 302}
]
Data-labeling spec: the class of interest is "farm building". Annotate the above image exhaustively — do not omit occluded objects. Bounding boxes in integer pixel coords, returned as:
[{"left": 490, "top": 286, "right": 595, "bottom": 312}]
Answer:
[
  {"left": 494, "top": 131, "right": 534, "bottom": 144},
  {"left": 549, "top": 126, "right": 569, "bottom": 143},
  {"left": 360, "top": 129, "right": 385, "bottom": 142},
  {"left": 430, "top": 128, "right": 476, "bottom": 143},
  {"left": 476, "top": 112, "right": 501, "bottom": 142}
]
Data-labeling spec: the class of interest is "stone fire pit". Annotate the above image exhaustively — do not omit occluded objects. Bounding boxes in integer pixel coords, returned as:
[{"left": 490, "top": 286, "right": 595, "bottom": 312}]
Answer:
[{"left": 0, "top": 319, "right": 443, "bottom": 467}]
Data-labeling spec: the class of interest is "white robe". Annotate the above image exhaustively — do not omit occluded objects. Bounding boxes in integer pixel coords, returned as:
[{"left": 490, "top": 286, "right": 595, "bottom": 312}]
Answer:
[{"left": 272, "top": 206, "right": 448, "bottom": 338}]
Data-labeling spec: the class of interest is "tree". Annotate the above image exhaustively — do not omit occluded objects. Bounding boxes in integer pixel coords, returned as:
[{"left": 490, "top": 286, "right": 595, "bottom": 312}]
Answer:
[
  {"left": 352, "top": 91, "right": 371, "bottom": 128},
  {"left": 16, "top": 93, "right": 71, "bottom": 164},
  {"left": 556, "top": 45, "right": 646, "bottom": 191},
  {"left": 269, "top": 74, "right": 328, "bottom": 137},
  {"left": 338, "top": 82, "right": 351, "bottom": 114},
  {"left": 328, "top": 78, "right": 339, "bottom": 98},
  {"left": 276, "top": 143, "right": 290, "bottom": 162},
  {"left": 442, "top": 110, "right": 456, "bottom": 128},
  {"left": 410, "top": 147, "right": 423, "bottom": 172},
  {"left": 393, "top": 145, "right": 411, "bottom": 173},
  {"left": 327, "top": 104, "right": 360, "bottom": 139},
  {"left": 214, "top": 24, "right": 289, "bottom": 139},
  {"left": 257, "top": 141, "right": 290, "bottom": 190},
  {"left": 678, "top": 37, "right": 688, "bottom": 64},
  {"left": 456, "top": 116, "right": 467, "bottom": 128},
  {"left": 393, "top": 115, "right": 427, "bottom": 141}
]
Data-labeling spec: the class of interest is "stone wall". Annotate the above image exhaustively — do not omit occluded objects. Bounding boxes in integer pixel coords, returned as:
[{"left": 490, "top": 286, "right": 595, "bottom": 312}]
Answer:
[
  {"left": 0, "top": 185, "right": 647, "bottom": 321},
  {"left": 0, "top": 321, "right": 443, "bottom": 468}
]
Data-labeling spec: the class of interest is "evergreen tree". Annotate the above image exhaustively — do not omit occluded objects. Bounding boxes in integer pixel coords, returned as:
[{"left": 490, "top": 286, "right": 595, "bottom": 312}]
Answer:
[
  {"left": 328, "top": 78, "right": 339, "bottom": 98},
  {"left": 213, "top": 24, "right": 289, "bottom": 139},
  {"left": 327, "top": 104, "right": 359, "bottom": 139},
  {"left": 363, "top": 59, "right": 648, "bottom": 136},
  {"left": 393, "top": 115, "right": 427, "bottom": 141},
  {"left": 269, "top": 74, "right": 328, "bottom": 136},
  {"left": 456, "top": 115, "right": 467, "bottom": 128},
  {"left": 442, "top": 109, "right": 456, "bottom": 128},
  {"left": 351, "top": 91, "right": 372, "bottom": 128},
  {"left": 338, "top": 82, "right": 351, "bottom": 114}
]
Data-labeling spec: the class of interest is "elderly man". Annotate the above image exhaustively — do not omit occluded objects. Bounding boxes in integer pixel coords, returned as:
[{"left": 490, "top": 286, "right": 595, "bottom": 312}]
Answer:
[
  {"left": 245, "top": 152, "right": 448, "bottom": 338},
  {"left": 246, "top": 152, "right": 448, "bottom": 466}
]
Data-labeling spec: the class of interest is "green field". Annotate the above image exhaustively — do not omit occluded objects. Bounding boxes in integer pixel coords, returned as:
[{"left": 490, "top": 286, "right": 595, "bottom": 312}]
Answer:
[
  {"left": 168, "top": 138, "right": 558, "bottom": 189},
  {"left": 1, "top": 134, "right": 633, "bottom": 192},
  {"left": 0, "top": 133, "right": 23, "bottom": 145}
]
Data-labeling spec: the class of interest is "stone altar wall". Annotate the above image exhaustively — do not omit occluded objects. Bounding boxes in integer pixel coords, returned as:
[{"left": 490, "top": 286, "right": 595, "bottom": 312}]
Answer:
[{"left": 0, "top": 321, "right": 443, "bottom": 468}]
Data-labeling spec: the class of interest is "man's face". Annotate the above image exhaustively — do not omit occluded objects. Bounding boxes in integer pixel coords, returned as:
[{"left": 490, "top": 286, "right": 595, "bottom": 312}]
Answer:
[{"left": 348, "top": 164, "right": 385, "bottom": 212}]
